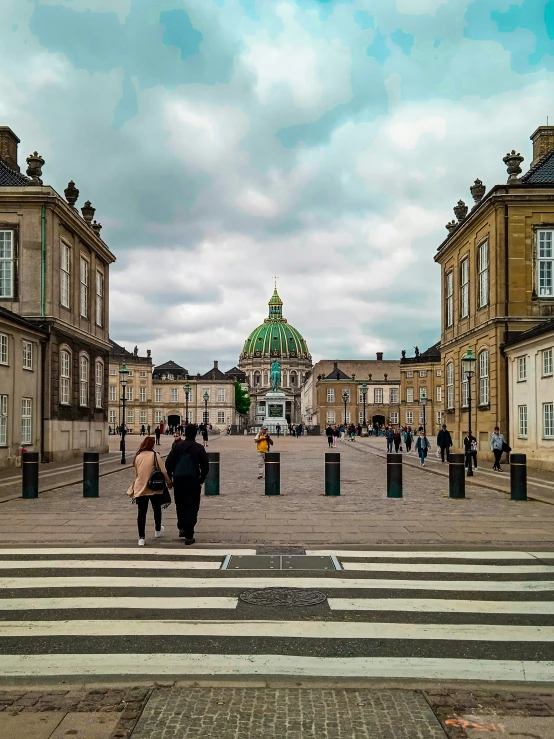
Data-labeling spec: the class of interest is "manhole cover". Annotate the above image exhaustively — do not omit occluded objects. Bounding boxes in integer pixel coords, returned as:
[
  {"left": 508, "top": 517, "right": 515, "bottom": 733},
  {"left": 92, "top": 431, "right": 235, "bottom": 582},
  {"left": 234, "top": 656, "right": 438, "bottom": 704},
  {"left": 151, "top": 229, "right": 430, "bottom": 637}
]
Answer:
[{"left": 239, "top": 587, "right": 327, "bottom": 606}]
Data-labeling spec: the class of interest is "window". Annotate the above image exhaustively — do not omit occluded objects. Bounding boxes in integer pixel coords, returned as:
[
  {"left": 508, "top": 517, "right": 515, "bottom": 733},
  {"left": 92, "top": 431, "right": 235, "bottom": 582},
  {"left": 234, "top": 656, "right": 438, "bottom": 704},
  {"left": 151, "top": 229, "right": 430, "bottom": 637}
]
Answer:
[
  {"left": 406, "top": 371, "right": 414, "bottom": 378},
  {"left": 109, "top": 368, "right": 117, "bottom": 376},
  {"left": 127, "top": 410, "right": 134, "bottom": 424},
  {"left": 405, "top": 411, "right": 413, "bottom": 425},
  {"left": 478, "top": 241, "right": 489, "bottom": 307},
  {"left": 518, "top": 356, "right": 527, "bottom": 382},
  {"left": 406, "top": 388, "right": 414, "bottom": 403},
  {"left": 327, "top": 412, "right": 335, "bottom": 424},
  {"left": 217, "top": 388, "right": 226, "bottom": 403},
  {"left": 374, "top": 388, "right": 383, "bottom": 404},
  {"left": 203, "top": 411, "right": 210, "bottom": 424},
  {"left": 60, "top": 350, "right": 70, "bottom": 404},
  {"left": 461, "top": 372, "right": 469, "bottom": 408},
  {"left": 390, "top": 412, "right": 398, "bottom": 424},
  {"left": 538, "top": 230, "right": 554, "bottom": 296},
  {"left": 544, "top": 403, "right": 554, "bottom": 438},
  {"left": 290, "top": 372, "right": 297, "bottom": 387},
  {"left": 109, "top": 385, "right": 116, "bottom": 402},
  {"left": 140, "top": 410, "right": 147, "bottom": 424},
  {"left": 479, "top": 350, "right": 489, "bottom": 405},
  {"left": 217, "top": 411, "right": 225, "bottom": 424},
  {"left": 390, "top": 388, "right": 398, "bottom": 403},
  {"left": 95, "top": 361, "right": 103, "bottom": 408},
  {"left": 436, "top": 386, "right": 442, "bottom": 402},
  {"left": 22, "top": 340, "right": 32, "bottom": 370},
  {"left": 0, "top": 230, "right": 14, "bottom": 298},
  {"left": 170, "top": 388, "right": 178, "bottom": 402},
  {"left": 154, "top": 410, "right": 162, "bottom": 424},
  {"left": 0, "top": 395, "right": 7, "bottom": 446},
  {"left": 327, "top": 388, "right": 335, "bottom": 403},
  {"left": 140, "top": 387, "right": 146, "bottom": 402},
  {"left": 460, "top": 258, "right": 469, "bottom": 318},
  {"left": 127, "top": 370, "right": 134, "bottom": 377},
  {"left": 419, "top": 387, "right": 427, "bottom": 399},
  {"left": 61, "top": 242, "right": 70, "bottom": 308},
  {"left": 79, "top": 355, "right": 89, "bottom": 406},
  {"left": 96, "top": 270, "right": 104, "bottom": 326},
  {"left": 518, "top": 405, "right": 528, "bottom": 438},
  {"left": 342, "top": 389, "right": 350, "bottom": 402},
  {"left": 446, "top": 362, "right": 454, "bottom": 409},
  {"left": 436, "top": 369, "right": 442, "bottom": 377},
  {"left": 21, "top": 398, "right": 32, "bottom": 444},
  {"left": 419, "top": 411, "right": 425, "bottom": 424},
  {"left": 109, "top": 410, "right": 117, "bottom": 425},
  {"left": 437, "top": 411, "right": 443, "bottom": 425},
  {"left": 126, "top": 386, "right": 133, "bottom": 401},
  {"left": 80, "top": 257, "right": 89, "bottom": 317},
  {"left": 139, "top": 371, "right": 147, "bottom": 377},
  {"left": 0, "top": 334, "right": 8, "bottom": 365},
  {"left": 344, "top": 412, "right": 350, "bottom": 423},
  {"left": 419, "top": 371, "right": 427, "bottom": 378},
  {"left": 543, "top": 349, "right": 553, "bottom": 377},
  {"left": 446, "top": 272, "right": 453, "bottom": 327},
  {"left": 155, "top": 389, "right": 162, "bottom": 402}
]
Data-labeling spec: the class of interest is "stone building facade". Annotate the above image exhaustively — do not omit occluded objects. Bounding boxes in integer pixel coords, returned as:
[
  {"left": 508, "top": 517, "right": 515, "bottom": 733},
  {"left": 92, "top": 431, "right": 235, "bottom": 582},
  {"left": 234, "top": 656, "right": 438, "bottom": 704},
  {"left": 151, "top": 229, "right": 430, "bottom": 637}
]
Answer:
[
  {"left": 435, "top": 125, "right": 554, "bottom": 461},
  {"left": 400, "top": 343, "right": 443, "bottom": 433},
  {"left": 108, "top": 342, "right": 153, "bottom": 431},
  {"left": 0, "top": 126, "right": 115, "bottom": 463}
]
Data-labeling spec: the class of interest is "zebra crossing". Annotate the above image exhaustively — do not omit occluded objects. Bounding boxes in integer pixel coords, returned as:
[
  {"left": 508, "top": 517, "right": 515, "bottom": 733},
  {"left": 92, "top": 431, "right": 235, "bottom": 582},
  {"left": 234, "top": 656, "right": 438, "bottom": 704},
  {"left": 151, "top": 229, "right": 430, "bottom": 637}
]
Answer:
[{"left": 1, "top": 547, "right": 554, "bottom": 682}]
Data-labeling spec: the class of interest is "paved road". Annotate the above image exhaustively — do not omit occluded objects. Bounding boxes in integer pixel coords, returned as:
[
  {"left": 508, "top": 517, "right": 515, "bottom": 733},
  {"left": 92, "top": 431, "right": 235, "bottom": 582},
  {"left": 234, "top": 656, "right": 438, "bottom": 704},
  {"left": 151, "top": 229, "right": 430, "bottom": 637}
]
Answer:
[{"left": 1, "top": 547, "right": 554, "bottom": 685}]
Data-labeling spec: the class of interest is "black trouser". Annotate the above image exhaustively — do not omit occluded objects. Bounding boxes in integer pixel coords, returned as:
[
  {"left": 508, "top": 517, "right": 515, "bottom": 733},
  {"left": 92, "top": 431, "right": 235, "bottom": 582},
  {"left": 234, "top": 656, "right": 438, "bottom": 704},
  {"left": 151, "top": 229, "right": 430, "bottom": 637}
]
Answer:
[
  {"left": 155, "top": 435, "right": 161, "bottom": 445},
  {"left": 136, "top": 495, "right": 162, "bottom": 538},
  {"left": 173, "top": 479, "right": 202, "bottom": 538},
  {"left": 440, "top": 446, "right": 450, "bottom": 463},
  {"left": 493, "top": 449, "right": 503, "bottom": 469},
  {"left": 327, "top": 435, "right": 333, "bottom": 447},
  {"left": 465, "top": 450, "right": 478, "bottom": 469},
  {"left": 387, "top": 440, "right": 393, "bottom": 452},
  {"left": 405, "top": 438, "right": 412, "bottom": 452},
  {"left": 394, "top": 440, "right": 400, "bottom": 452}
]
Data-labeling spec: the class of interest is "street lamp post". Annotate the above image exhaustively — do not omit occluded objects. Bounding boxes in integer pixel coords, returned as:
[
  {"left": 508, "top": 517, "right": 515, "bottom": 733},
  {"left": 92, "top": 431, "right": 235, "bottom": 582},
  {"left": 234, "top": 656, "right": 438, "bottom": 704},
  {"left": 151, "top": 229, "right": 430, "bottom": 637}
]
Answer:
[
  {"left": 342, "top": 390, "right": 349, "bottom": 426},
  {"left": 184, "top": 381, "right": 190, "bottom": 425},
  {"left": 462, "top": 347, "right": 477, "bottom": 477},
  {"left": 119, "top": 362, "right": 129, "bottom": 465},
  {"left": 420, "top": 391, "right": 427, "bottom": 436},
  {"left": 203, "top": 390, "right": 209, "bottom": 426},
  {"left": 361, "top": 382, "right": 368, "bottom": 434}
]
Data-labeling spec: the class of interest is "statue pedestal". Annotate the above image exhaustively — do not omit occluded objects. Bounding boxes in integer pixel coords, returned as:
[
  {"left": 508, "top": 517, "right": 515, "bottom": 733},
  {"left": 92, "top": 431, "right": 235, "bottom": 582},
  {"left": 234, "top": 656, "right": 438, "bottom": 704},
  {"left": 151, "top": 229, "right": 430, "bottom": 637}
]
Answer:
[{"left": 263, "top": 391, "right": 287, "bottom": 429}]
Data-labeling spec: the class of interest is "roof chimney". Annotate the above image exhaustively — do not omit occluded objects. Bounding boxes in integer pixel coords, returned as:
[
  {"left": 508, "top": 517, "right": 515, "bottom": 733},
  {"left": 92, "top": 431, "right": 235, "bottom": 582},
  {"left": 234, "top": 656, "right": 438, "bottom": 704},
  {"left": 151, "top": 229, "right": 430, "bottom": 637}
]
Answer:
[
  {"left": 376, "top": 352, "right": 383, "bottom": 361},
  {"left": 333, "top": 361, "right": 338, "bottom": 369},
  {"left": 214, "top": 360, "right": 218, "bottom": 369},
  {"left": 0, "top": 127, "right": 20, "bottom": 171},
  {"left": 531, "top": 126, "right": 554, "bottom": 167}
]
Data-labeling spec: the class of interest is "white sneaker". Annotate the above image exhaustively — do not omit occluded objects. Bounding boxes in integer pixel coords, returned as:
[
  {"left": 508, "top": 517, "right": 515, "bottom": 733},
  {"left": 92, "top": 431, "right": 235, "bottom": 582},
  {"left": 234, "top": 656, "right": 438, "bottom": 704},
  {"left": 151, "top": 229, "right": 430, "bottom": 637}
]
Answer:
[
  {"left": 421, "top": 463, "right": 425, "bottom": 467},
  {"left": 138, "top": 538, "right": 145, "bottom": 546},
  {"left": 155, "top": 525, "right": 165, "bottom": 538}
]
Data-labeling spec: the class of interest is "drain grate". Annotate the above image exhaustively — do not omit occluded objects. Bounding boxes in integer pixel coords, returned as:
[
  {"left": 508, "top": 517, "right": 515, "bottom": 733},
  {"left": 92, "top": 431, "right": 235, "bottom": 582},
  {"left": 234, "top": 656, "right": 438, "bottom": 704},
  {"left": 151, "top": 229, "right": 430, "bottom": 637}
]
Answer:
[
  {"left": 257, "top": 546, "right": 306, "bottom": 555},
  {"left": 239, "top": 587, "right": 328, "bottom": 606},
  {"left": 223, "top": 555, "right": 340, "bottom": 571}
]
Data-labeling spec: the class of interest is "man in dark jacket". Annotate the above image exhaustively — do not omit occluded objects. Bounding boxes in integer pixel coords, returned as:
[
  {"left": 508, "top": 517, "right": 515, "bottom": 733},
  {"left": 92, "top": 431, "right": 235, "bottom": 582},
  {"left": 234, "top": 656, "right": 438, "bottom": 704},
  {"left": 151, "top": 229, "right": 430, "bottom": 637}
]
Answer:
[
  {"left": 165, "top": 424, "right": 209, "bottom": 545},
  {"left": 437, "top": 423, "right": 453, "bottom": 463},
  {"left": 385, "top": 426, "right": 394, "bottom": 453}
]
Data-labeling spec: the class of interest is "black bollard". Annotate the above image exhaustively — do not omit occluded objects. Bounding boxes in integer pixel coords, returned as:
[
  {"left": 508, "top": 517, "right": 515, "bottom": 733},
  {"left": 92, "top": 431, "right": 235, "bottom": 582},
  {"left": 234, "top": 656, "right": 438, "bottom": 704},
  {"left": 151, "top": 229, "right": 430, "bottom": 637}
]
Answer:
[
  {"left": 205, "top": 451, "right": 220, "bottom": 496},
  {"left": 325, "top": 452, "right": 340, "bottom": 496},
  {"left": 387, "top": 453, "right": 402, "bottom": 498},
  {"left": 449, "top": 453, "right": 466, "bottom": 499},
  {"left": 510, "top": 453, "right": 527, "bottom": 501},
  {"left": 265, "top": 452, "right": 280, "bottom": 496},
  {"left": 83, "top": 452, "right": 99, "bottom": 498},
  {"left": 21, "top": 451, "right": 39, "bottom": 499}
]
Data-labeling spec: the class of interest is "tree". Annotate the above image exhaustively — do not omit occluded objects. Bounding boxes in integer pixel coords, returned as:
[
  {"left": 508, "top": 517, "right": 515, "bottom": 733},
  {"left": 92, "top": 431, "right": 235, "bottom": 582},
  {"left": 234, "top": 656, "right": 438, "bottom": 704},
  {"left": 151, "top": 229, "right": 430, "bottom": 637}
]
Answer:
[{"left": 234, "top": 382, "right": 251, "bottom": 416}]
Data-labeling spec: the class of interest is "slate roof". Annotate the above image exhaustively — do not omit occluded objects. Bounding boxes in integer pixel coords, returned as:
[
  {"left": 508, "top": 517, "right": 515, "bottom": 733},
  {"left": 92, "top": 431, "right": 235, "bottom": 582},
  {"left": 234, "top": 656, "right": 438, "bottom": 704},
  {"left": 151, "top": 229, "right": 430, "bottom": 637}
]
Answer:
[
  {"left": 504, "top": 319, "right": 554, "bottom": 347},
  {"left": 225, "top": 366, "right": 247, "bottom": 381},
  {"left": 0, "top": 305, "right": 47, "bottom": 334},
  {"left": 401, "top": 341, "right": 441, "bottom": 364},
  {"left": 0, "top": 159, "right": 30, "bottom": 187},
  {"left": 109, "top": 340, "right": 133, "bottom": 358},
  {"left": 199, "top": 366, "right": 229, "bottom": 381},
  {"left": 324, "top": 366, "right": 351, "bottom": 381},
  {"left": 154, "top": 360, "right": 185, "bottom": 372},
  {"left": 521, "top": 149, "right": 554, "bottom": 185}
]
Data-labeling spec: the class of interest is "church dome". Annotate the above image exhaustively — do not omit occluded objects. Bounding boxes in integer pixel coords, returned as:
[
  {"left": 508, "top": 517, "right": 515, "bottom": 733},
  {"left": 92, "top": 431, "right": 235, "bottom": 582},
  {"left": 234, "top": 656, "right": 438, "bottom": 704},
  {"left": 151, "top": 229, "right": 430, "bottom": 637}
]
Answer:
[{"left": 241, "top": 288, "right": 311, "bottom": 361}]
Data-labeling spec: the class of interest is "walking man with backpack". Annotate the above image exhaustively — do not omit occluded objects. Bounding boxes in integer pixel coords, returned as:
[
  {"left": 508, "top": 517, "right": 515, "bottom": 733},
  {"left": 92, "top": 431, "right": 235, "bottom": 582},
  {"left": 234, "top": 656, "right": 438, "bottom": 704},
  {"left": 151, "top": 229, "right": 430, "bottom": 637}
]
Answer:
[{"left": 165, "top": 424, "right": 209, "bottom": 545}]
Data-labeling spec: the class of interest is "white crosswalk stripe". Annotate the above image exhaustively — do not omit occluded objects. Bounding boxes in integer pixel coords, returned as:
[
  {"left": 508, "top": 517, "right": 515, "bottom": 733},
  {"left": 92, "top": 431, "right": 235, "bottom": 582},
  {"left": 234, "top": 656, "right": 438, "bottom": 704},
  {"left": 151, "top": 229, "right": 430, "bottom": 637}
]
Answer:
[{"left": 1, "top": 548, "right": 554, "bottom": 682}]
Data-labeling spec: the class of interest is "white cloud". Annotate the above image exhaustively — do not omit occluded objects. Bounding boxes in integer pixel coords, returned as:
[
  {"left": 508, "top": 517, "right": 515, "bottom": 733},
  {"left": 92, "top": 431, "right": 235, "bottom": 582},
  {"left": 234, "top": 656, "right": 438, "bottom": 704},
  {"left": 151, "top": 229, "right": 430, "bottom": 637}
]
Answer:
[{"left": 395, "top": 0, "right": 449, "bottom": 15}]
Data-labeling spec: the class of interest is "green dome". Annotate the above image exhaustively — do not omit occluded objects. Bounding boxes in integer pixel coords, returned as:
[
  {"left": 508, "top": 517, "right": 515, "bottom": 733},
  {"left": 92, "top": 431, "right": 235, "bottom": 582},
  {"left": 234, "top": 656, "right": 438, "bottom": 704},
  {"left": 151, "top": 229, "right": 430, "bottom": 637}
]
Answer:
[{"left": 241, "top": 288, "right": 311, "bottom": 360}]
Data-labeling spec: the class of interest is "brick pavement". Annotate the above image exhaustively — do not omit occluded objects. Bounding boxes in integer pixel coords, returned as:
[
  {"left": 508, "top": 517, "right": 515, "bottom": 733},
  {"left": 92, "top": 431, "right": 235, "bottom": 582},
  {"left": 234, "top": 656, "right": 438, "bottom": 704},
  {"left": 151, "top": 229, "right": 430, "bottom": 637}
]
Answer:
[{"left": 1, "top": 435, "right": 554, "bottom": 546}]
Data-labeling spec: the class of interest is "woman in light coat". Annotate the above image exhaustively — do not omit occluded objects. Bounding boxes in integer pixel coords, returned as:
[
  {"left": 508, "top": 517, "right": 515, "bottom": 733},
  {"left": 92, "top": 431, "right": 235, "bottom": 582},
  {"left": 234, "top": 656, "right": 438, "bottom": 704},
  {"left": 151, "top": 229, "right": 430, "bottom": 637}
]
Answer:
[{"left": 127, "top": 436, "right": 172, "bottom": 546}]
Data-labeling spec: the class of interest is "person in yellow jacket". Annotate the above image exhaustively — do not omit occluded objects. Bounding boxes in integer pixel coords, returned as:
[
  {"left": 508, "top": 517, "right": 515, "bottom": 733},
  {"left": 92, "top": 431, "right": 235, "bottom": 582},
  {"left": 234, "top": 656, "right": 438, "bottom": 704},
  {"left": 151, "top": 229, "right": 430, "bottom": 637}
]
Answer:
[{"left": 254, "top": 426, "right": 274, "bottom": 479}]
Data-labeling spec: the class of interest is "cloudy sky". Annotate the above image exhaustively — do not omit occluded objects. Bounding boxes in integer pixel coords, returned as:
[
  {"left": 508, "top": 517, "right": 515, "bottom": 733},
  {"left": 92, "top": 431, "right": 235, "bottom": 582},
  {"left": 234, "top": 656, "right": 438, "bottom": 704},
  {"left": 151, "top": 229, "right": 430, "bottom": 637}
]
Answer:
[{"left": 1, "top": 0, "right": 553, "bottom": 372}]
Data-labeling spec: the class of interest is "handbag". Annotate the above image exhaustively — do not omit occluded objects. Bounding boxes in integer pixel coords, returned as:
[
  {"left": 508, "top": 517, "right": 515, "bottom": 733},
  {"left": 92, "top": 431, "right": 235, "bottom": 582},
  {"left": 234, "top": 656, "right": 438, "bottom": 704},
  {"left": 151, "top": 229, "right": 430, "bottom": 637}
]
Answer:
[
  {"left": 502, "top": 442, "right": 512, "bottom": 453},
  {"left": 147, "top": 451, "right": 166, "bottom": 491}
]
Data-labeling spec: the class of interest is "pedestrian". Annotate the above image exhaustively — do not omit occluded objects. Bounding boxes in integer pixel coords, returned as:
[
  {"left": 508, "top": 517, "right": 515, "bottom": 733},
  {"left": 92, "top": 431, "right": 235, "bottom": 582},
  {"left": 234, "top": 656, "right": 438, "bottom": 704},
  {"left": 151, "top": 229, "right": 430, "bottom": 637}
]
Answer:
[
  {"left": 385, "top": 426, "right": 394, "bottom": 453},
  {"left": 276, "top": 423, "right": 281, "bottom": 438},
  {"left": 296, "top": 423, "right": 303, "bottom": 438},
  {"left": 490, "top": 426, "right": 506, "bottom": 471},
  {"left": 202, "top": 425, "right": 209, "bottom": 448},
  {"left": 404, "top": 426, "right": 413, "bottom": 454},
  {"left": 393, "top": 429, "right": 401, "bottom": 453},
  {"left": 437, "top": 423, "right": 453, "bottom": 463},
  {"left": 340, "top": 424, "right": 346, "bottom": 442},
  {"left": 147, "top": 424, "right": 151, "bottom": 435},
  {"left": 415, "top": 429, "right": 431, "bottom": 466},
  {"left": 140, "top": 424, "right": 146, "bottom": 436},
  {"left": 165, "top": 424, "right": 209, "bottom": 545},
  {"left": 173, "top": 431, "right": 182, "bottom": 446},
  {"left": 325, "top": 424, "right": 334, "bottom": 448},
  {"left": 332, "top": 424, "right": 339, "bottom": 448},
  {"left": 254, "top": 426, "right": 273, "bottom": 479},
  {"left": 349, "top": 423, "right": 356, "bottom": 441},
  {"left": 154, "top": 426, "right": 161, "bottom": 446},
  {"left": 127, "top": 436, "right": 172, "bottom": 547},
  {"left": 463, "top": 431, "right": 478, "bottom": 470}
]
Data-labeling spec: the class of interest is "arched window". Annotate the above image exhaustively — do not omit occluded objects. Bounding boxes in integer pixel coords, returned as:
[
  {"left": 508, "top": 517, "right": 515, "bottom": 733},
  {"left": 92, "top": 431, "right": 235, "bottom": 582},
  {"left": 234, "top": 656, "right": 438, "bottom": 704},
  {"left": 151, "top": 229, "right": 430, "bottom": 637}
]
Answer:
[
  {"left": 254, "top": 372, "right": 261, "bottom": 386},
  {"left": 79, "top": 354, "right": 89, "bottom": 407},
  {"left": 290, "top": 371, "right": 297, "bottom": 387},
  {"left": 479, "top": 350, "right": 489, "bottom": 405},
  {"left": 95, "top": 359, "right": 104, "bottom": 408},
  {"left": 446, "top": 362, "right": 454, "bottom": 410},
  {"left": 60, "top": 349, "right": 71, "bottom": 405}
]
